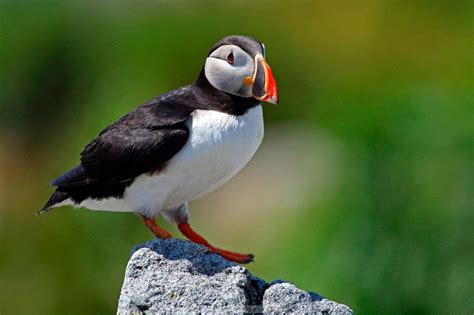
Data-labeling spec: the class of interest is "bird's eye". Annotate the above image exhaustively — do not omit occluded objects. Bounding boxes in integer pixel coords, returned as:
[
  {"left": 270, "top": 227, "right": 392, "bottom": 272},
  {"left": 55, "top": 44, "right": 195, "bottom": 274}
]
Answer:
[{"left": 226, "top": 52, "right": 234, "bottom": 64}]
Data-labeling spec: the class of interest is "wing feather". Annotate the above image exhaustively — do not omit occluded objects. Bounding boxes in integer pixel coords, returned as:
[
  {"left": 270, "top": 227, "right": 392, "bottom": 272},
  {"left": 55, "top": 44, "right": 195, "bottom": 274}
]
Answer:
[{"left": 52, "top": 87, "right": 196, "bottom": 188}]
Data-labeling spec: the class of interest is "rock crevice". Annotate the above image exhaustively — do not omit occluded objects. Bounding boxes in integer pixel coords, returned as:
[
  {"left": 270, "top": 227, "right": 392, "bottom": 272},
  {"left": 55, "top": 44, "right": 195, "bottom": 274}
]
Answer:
[{"left": 117, "top": 238, "right": 353, "bottom": 314}]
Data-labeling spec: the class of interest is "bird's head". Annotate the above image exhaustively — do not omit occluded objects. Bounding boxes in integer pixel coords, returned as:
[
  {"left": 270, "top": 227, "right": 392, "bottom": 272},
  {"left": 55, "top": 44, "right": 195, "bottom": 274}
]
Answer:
[{"left": 203, "top": 35, "right": 279, "bottom": 105}]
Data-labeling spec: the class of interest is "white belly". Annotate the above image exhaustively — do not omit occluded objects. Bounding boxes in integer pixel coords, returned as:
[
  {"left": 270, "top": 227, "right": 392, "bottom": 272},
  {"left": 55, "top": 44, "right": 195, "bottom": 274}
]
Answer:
[{"left": 124, "top": 106, "right": 264, "bottom": 217}]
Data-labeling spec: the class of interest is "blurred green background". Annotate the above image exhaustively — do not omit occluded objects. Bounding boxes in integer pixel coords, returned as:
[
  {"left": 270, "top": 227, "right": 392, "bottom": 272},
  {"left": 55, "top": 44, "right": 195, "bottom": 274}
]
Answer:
[{"left": 0, "top": 0, "right": 472, "bottom": 314}]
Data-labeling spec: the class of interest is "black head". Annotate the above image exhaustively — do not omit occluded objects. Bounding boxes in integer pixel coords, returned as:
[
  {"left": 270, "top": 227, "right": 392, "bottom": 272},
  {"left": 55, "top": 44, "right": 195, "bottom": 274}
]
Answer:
[{"left": 209, "top": 35, "right": 266, "bottom": 59}]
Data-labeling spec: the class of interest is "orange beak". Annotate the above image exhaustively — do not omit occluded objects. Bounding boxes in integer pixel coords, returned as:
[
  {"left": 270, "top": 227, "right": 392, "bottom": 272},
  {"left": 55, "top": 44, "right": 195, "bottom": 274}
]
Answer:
[{"left": 251, "top": 54, "right": 279, "bottom": 105}]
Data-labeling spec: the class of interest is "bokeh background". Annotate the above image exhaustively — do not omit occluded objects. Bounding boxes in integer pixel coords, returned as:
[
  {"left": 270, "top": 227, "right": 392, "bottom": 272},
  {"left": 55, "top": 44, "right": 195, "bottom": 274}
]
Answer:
[{"left": 0, "top": 1, "right": 472, "bottom": 314}]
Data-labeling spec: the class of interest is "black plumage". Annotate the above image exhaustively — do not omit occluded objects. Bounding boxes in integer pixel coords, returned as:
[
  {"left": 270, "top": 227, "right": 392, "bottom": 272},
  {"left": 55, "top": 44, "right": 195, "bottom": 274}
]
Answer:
[
  {"left": 209, "top": 35, "right": 265, "bottom": 59},
  {"left": 41, "top": 75, "right": 260, "bottom": 212}
]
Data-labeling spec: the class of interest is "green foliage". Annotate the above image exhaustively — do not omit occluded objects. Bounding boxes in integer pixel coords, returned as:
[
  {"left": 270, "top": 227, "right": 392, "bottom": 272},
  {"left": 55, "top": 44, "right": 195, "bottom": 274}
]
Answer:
[{"left": 0, "top": 1, "right": 472, "bottom": 314}]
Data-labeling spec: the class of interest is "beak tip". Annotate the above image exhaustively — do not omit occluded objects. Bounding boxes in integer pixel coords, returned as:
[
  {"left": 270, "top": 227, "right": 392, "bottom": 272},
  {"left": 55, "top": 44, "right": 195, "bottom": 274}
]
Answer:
[
  {"left": 259, "top": 95, "right": 278, "bottom": 105},
  {"left": 269, "top": 91, "right": 279, "bottom": 105}
]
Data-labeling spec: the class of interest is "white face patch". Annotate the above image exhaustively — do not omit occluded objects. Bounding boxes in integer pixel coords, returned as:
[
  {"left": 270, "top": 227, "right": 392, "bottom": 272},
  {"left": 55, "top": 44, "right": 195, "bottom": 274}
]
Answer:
[{"left": 204, "top": 45, "right": 254, "bottom": 97}]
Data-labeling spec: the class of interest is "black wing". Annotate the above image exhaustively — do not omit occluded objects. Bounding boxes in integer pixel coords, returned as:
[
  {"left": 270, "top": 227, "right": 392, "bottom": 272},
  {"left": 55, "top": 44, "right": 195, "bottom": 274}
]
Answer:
[{"left": 53, "top": 87, "right": 196, "bottom": 188}]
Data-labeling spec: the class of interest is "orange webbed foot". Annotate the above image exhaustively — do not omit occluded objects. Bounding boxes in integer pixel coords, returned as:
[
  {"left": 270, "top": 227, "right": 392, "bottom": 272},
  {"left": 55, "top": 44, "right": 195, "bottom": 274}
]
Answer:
[
  {"left": 178, "top": 222, "right": 254, "bottom": 264},
  {"left": 142, "top": 216, "right": 173, "bottom": 239}
]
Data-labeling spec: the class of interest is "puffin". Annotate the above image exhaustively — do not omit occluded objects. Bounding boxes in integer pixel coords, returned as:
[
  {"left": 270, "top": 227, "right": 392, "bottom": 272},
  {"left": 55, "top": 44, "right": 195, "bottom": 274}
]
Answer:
[{"left": 39, "top": 35, "right": 278, "bottom": 264}]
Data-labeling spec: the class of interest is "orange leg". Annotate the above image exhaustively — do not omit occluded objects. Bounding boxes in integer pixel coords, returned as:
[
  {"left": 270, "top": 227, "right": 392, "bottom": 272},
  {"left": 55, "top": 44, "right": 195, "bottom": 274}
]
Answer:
[
  {"left": 142, "top": 216, "right": 173, "bottom": 239},
  {"left": 178, "top": 222, "right": 254, "bottom": 264}
]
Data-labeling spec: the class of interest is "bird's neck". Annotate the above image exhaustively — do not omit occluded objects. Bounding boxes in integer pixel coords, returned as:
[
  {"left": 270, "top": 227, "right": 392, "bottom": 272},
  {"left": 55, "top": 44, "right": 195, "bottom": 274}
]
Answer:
[{"left": 193, "top": 69, "right": 260, "bottom": 116}]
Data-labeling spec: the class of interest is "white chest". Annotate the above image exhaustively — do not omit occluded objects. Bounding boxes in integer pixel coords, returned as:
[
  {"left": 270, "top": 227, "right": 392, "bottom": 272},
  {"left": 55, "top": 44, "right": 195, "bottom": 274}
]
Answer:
[
  {"left": 126, "top": 105, "right": 264, "bottom": 213},
  {"left": 181, "top": 106, "right": 264, "bottom": 175},
  {"left": 166, "top": 105, "right": 264, "bottom": 202}
]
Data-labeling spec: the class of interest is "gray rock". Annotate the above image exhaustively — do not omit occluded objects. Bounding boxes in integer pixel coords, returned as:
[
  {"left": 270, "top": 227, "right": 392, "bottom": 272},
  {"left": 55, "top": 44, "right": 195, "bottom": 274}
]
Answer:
[
  {"left": 118, "top": 238, "right": 353, "bottom": 314},
  {"left": 263, "top": 282, "right": 352, "bottom": 314}
]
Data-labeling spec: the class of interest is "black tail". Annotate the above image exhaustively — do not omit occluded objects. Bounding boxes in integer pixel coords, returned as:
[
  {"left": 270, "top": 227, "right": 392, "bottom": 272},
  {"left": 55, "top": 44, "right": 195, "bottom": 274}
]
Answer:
[{"left": 37, "top": 189, "right": 71, "bottom": 214}]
